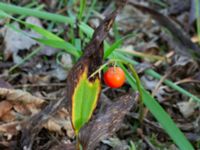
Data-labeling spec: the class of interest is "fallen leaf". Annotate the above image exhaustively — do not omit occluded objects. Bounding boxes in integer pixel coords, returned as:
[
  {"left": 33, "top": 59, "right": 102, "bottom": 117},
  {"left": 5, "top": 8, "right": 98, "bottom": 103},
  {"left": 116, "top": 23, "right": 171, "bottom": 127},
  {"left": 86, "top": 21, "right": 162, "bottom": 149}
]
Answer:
[
  {"left": 0, "top": 78, "right": 13, "bottom": 89},
  {"left": 102, "top": 137, "right": 129, "bottom": 150},
  {"left": 2, "top": 22, "right": 37, "bottom": 60},
  {"left": 0, "top": 88, "right": 44, "bottom": 105},
  {"left": 43, "top": 119, "right": 62, "bottom": 133},
  {"left": 0, "top": 121, "right": 22, "bottom": 136},
  {"left": 177, "top": 101, "right": 197, "bottom": 118},
  {"left": 13, "top": 103, "right": 31, "bottom": 116},
  {"left": 1, "top": 110, "right": 16, "bottom": 122},
  {"left": 0, "top": 101, "right": 12, "bottom": 118}
]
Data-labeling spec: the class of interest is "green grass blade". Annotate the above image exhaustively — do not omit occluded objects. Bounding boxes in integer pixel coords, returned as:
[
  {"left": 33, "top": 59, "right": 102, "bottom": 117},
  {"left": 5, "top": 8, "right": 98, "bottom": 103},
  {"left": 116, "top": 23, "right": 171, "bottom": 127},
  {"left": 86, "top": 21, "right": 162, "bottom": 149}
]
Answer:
[
  {"left": 0, "top": 2, "right": 74, "bottom": 24},
  {"left": 195, "top": 0, "right": 200, "bottom": 44},
  {"left": 120, "top": 64, "right": 194, "bottom": 150},
  {"left": 104, "top": 34, "right": 135, "bottom": 59},
  {"left": 78, "top": 0, "right": 86, "bottom": 21},
  {"left": 104, "top": 33, "right": 136, "bottom": 59},
  {"left": 35, "top": 39, "right": 81, "bottom": 57},
  {"left": 8, "top": 47, "right": 43, "bottom": 72},
  {"left": 83, "top": 0, "right": 97, "bottom": 22},
  {"left": 79, "top": 22, "right": 94, "bottom": 38},
  {"left": 128, "top": 64, "right": 144, "bottom": 121}
]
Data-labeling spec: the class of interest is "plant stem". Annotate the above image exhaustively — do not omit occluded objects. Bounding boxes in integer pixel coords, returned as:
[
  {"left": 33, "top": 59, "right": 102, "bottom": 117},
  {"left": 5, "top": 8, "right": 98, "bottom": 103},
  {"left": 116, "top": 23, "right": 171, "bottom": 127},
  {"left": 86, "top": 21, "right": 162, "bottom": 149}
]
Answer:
[
  {"left": 128, "top": 64, "right": 144, "bottom": 123},
  {"left": 195, "top": 0, "right": 200, "bottom": 44}
]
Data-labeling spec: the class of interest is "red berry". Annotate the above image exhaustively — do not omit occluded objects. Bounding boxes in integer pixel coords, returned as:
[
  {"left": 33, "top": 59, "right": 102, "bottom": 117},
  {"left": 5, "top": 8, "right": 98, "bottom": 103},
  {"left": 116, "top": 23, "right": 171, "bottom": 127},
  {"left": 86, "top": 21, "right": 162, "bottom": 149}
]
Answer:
[{"left": 103, "top": 67, "right": 125, "bottom": 88}]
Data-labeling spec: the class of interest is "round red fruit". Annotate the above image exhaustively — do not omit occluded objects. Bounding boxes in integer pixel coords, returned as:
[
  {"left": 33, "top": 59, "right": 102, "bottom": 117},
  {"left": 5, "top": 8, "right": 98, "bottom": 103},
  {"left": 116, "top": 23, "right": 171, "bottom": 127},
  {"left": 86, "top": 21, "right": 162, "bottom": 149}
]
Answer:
[{"left": 103, "top": 67, "right": 125, "bottom": 88}]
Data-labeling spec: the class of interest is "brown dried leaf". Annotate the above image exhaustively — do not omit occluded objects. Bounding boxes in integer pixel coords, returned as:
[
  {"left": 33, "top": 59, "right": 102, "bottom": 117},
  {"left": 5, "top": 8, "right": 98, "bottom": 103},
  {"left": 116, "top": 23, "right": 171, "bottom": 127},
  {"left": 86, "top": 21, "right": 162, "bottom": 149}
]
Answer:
[
  {"left": 0, "top": 88, "right": 44, "bottom": 105},
  {"left": 0, "top": 78, "right": 13, "bottom": 89},
  {"left": 26, "top": 103, "right": 42, "bottom": 115},
  {"left": 64, "top": 118, "right": 75, "bottom": 138},
  {"left": 0, "top": 101, "right": 12, "bottom": 118},
  {"left": 50, "top": 143, "right": 76, "bottom": 150},
  {"left": 79, "top": 94, "right": 135, "bottom": 150},
  {"left": 1, "top": 110, "right": 16, "bottom": 122},
  {"left": 43, "top": 119, "right": 61, "bottom": 133},
  {"left": 0, "top": 121, "right": 22, "bottom": 135}
]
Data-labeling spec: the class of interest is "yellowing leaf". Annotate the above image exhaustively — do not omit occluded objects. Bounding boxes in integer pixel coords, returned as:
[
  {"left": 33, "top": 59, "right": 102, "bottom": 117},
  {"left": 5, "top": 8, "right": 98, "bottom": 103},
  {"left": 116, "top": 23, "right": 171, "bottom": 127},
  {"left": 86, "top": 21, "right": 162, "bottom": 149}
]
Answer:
[{"left": 72, "top": 67, "right": 101, "bottom": 134}]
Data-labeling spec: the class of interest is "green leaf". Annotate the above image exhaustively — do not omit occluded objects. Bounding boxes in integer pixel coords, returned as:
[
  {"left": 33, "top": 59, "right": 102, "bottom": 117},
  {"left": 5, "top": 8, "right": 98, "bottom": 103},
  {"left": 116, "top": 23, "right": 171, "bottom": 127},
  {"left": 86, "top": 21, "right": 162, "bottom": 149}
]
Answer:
[
  {"left": 72, "top": 67, "right": 101, "bottom": 134},
  {"left": 79, "top": 22, "right": 94, "bottom": 38},
  {"left": 78, "top": 0, "right": 86, "bottom": 21},
  {"left": 104, "top": 33, "right": 136, "bottom": 59},
  {"left": 0, "top": 2, "right": 75, "bottom": 24},
  {"left": 35, "top": 38, "right": 81, "bottom": 57}
]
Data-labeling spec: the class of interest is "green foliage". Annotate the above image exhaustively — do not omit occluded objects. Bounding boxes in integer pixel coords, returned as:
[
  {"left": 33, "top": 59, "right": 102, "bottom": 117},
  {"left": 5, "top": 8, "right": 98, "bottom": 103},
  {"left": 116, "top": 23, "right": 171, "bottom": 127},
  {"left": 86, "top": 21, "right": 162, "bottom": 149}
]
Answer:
[
  {"left": 78, "top": 0, "right": 86, "bottom": 21},
  {"left": 72, "top": 68, "right": 101, "bottom": 134},
  {"left": 129, "top": 141, "right": 136, "bottom": 150}
]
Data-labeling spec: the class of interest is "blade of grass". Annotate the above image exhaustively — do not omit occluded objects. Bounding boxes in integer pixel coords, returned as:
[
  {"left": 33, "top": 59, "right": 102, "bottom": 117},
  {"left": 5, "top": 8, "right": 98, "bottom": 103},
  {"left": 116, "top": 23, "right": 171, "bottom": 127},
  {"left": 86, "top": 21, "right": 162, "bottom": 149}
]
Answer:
[
  {"left": 120, "top": 64, "right": 194, "bottom": 150},
  {"left": 35, "top": 38, "right": 81, "bottom": 57},
  {"left": 195, "top": 0, "right": 200, "bottom": 44},
  {"left": 0, "top": 2, "right": 74, "bottom": 24},
  {"left": 117, "top": 49, "right": 165, "bottom": 61},
  {"left": 8, "top": 46, "right": 43, "bottom": 73},
  {"left": 150, "top": 0, "right": 168, "bottom": 8},
  {"left": 18, "top": 2, "right": 44, "bottom": 20},
  {"left": 128, "top": 64, "right": 144, "bottom": 122},
  {"left": 79, "top": 22, "right": 94, "bottom": 38},
  {"left": 104, "top": 33, "right": 136, "bottom": 59},
  {"left": 78, "top": 0, "right": 86, "bottom": 21},
  {"left": 83, "top": 0, "right": 97, "bottom": 22}
]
